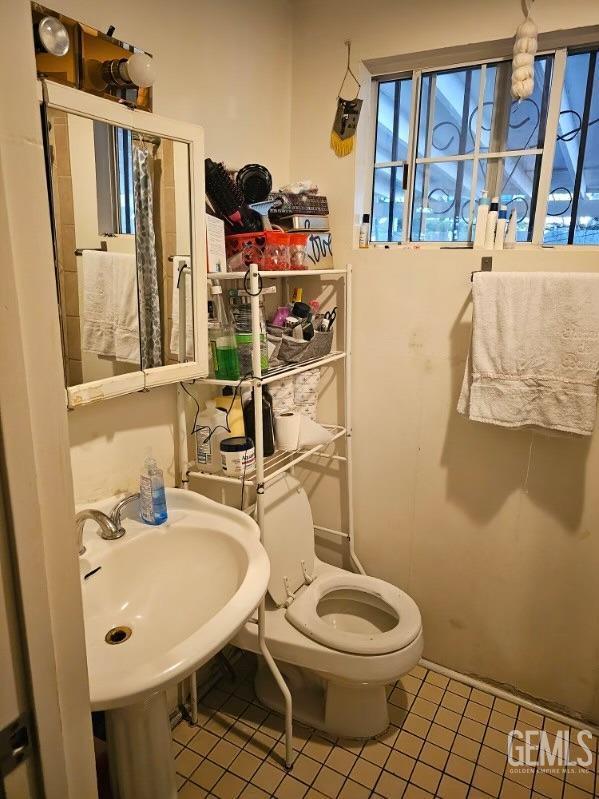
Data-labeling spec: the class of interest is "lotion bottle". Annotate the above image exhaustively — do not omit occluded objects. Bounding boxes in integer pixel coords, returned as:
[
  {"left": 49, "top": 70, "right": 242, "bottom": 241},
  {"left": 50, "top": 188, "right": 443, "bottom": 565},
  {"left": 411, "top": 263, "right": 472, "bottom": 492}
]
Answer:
[
  {"left": 484, "top": 197, "right": 499, "bottom": 250},
  {"left": 505, "top": 209, "right": 518, "bottom": 249},
  {"left": 494, "top": 205, "right": 508, "bottom": 250},
  {"left": 359, "top": 214, "right": 370, "bottom": 248},
  {"left": 473, "top": 192, "right": 490, "bottom": 249}
]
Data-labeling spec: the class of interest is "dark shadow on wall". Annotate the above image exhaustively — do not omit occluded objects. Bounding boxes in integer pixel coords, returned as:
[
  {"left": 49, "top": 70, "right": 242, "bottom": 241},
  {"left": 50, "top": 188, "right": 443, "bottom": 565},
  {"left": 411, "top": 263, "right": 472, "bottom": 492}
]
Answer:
[
  {"left": 525, "top": 428, "right": 590, "bottom": 532},
  {"left": 440, "top": 296, "right": 590, "bottom": 531}
]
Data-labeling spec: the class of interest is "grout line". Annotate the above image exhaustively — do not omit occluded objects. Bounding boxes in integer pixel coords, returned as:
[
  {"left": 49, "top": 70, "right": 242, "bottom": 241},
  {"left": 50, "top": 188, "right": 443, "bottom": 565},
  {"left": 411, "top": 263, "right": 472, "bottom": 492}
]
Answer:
[
  {"left": 420, "top": 657, "right": 599, "bottom": 737},
  {"left": 174, "top": 656, "right": 597, "bottom": 799}
]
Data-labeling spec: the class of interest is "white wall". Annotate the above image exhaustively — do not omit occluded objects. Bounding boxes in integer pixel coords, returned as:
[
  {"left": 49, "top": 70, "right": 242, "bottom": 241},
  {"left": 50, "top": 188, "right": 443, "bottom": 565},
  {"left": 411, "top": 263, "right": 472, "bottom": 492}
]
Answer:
[
  {"left": 56, "top": 0, "right": 293, "bottom": 503},
  {"left": 1, "top": 3, "right": 98, "bottom": 793},
  {"left": 56, "top": 0, "right": 599, "bottom": 723},
  {"left": 291, "top": 0, "right": 599, "bottom": 721}
]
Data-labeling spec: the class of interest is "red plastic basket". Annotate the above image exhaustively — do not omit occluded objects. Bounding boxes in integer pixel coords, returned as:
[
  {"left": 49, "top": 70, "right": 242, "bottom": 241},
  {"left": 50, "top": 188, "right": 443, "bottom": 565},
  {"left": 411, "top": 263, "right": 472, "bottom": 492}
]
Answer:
[{"left": 225, "top": 231, "right": 308, "bottom": 271}]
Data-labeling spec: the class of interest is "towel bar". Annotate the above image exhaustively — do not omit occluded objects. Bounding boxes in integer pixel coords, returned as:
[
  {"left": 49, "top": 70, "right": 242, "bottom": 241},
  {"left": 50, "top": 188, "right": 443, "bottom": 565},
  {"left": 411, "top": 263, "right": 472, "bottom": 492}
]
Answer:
[
  {"left": 471, "top": 256, "right": 493, "bottom": 282},
  {"left": 74, "top": 241, "right": 108, "bottom": 256}
]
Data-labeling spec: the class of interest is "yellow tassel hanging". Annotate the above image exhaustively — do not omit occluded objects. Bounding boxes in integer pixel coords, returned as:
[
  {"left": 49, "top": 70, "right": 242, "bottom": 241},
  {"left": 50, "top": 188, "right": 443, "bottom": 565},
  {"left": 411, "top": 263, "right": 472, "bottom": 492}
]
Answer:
[
  {"left": 330, "top": 130, "right": 355, "bottom": 158},
  {"left": 330, "top": 41, "right": 362, "bottom": 158}
]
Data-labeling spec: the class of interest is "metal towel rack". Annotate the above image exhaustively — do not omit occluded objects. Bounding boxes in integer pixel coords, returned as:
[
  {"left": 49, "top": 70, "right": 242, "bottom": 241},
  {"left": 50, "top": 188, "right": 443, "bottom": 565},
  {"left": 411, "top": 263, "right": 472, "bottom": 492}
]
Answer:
[
  {"left": 169, "top": 256, "right": 192, "bottom": 361},
  {"left": 75, "top": 241, "right": 108, "bottom": 256},
  {"left": 471, "top": 255, "right": 493, "bottom": 282}
]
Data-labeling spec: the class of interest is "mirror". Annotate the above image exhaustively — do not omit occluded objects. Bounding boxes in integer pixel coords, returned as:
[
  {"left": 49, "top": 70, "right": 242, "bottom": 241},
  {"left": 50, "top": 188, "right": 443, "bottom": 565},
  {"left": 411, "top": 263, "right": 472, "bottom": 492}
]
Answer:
[{"left": 46, "top": 108, "right": 194, "bottom": 388}]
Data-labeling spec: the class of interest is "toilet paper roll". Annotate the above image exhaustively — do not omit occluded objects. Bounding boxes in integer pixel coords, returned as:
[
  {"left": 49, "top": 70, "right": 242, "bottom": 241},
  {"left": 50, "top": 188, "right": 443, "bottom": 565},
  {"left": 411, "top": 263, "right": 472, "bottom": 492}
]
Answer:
[
  {"left": 298, "top": 415, "right": 334, "bottom": 448},
  {"left": 275, "top": 412, "right": 301, "bottom": 451}
]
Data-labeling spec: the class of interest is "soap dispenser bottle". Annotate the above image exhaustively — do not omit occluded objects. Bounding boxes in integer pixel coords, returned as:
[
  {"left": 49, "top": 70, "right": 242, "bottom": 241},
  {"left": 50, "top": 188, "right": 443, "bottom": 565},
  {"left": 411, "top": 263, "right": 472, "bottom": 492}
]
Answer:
[{"left": 140, "top": 454, "right": 168, "bottom": 525}]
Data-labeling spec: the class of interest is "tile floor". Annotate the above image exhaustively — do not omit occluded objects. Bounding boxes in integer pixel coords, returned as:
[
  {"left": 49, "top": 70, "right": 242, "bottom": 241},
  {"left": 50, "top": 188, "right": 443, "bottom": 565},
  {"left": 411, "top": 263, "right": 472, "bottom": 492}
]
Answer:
[{"left": 172, "top": 655, "right": 599, "bottom": 799}]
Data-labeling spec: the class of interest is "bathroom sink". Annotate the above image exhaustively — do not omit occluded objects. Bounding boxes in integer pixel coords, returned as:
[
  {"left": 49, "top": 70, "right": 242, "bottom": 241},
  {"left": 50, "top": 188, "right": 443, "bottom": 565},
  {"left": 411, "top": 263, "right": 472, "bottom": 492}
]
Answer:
[{"left": 78, "top": 488, "right": 269, "bottom": 711}]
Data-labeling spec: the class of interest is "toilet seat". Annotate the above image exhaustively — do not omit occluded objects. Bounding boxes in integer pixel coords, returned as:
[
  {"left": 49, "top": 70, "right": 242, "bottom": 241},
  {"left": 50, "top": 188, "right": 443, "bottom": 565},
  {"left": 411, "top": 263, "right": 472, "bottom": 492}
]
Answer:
[
  {"left": 261, "top": 474, "right": 421, "bottom": 657},
  {"left": 286, "top": 572, "right": 421, "bottom": 655}
]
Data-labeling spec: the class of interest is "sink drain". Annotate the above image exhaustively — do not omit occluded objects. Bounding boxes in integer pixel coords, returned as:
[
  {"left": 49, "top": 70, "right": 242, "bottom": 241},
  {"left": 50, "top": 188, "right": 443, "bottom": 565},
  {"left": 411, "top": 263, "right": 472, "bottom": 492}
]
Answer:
[{"left": 105, "top": 626, "right": 132, "bottom": 645}]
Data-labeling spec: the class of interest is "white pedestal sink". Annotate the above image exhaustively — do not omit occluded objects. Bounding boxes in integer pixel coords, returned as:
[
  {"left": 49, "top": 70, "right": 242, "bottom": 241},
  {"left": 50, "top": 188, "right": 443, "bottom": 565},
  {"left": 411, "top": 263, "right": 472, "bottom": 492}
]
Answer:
[{"left": 78, "top": 488, "right": 269, "bottom": 799}]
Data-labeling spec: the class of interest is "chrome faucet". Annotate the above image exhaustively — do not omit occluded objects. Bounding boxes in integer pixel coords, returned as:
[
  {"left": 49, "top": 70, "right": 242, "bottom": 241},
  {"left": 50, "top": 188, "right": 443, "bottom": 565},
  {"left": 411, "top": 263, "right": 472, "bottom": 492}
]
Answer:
[
  {"left": 110, "top": 492, "right": 140, "bottom": 532},
  {"left": 76, "top": 509, "right": 124, "bottom": 556}
]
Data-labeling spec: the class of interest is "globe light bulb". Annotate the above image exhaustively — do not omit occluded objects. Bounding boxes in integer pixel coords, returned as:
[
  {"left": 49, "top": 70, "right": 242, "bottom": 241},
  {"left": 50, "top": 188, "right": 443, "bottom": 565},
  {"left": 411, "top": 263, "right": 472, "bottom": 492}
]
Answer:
[
  {"left": 37, "top": 16, "right": 70, "bottom": 57},
  {"left": 124, "top": 52, "right": 155, "bottom": 88}
]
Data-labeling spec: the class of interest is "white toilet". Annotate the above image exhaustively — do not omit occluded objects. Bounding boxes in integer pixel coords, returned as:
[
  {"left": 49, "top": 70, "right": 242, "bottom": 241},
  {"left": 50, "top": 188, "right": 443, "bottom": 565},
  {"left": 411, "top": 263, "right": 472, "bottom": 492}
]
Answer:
[{"left": 234, "top": 475, "right": 423, "bottom": 739}]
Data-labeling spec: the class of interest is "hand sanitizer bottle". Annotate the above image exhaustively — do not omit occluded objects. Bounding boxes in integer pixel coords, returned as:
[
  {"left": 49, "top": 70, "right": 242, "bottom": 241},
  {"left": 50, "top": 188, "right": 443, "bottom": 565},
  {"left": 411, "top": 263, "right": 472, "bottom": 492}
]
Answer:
[{"left": 140, "top": 454, "right": 168, "bottom": 525}]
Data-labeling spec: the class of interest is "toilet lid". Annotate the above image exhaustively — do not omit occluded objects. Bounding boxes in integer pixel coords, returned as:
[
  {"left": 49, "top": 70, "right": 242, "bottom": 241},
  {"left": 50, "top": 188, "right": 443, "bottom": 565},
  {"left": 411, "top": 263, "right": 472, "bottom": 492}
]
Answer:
[
  {"left": 262, "top": 475, "right": 315, "bottom": 607},
  {"left": 286, "top": 572, "right": 421, "bottom": 655}
]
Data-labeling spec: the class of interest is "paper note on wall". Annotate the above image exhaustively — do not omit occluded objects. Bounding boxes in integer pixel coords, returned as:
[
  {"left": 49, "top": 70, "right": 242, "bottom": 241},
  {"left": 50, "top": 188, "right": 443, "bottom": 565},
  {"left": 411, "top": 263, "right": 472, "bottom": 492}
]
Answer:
[{"left": 206, "top": 214, "right": 227, "bottom": 273}]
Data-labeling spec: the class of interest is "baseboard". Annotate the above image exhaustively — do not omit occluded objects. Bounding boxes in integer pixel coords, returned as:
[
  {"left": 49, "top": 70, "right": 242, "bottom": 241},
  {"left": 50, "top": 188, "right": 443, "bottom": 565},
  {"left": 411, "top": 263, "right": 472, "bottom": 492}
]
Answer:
[{"left": 421, "top": 658, "right": 599, "bottom": 736}]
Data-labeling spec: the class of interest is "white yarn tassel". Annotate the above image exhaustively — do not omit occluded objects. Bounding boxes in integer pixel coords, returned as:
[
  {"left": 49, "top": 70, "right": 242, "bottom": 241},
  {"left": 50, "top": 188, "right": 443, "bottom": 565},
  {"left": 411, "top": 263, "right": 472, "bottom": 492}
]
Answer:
[{"left": 512, "top": 9, "right": 538, "bottom": 100}]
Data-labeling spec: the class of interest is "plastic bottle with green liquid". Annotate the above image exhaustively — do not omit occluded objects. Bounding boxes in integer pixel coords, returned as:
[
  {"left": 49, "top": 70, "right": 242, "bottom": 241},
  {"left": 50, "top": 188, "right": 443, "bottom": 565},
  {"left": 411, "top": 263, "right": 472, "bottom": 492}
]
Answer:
[{"left": 208, "top": 285, "right": 240, "bottom": 381}]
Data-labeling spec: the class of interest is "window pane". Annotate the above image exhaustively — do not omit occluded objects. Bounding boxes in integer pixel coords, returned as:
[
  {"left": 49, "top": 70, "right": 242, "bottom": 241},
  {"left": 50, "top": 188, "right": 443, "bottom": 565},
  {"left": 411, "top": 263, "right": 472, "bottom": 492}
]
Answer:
[
  {"left": 371, "top": 166, "right": 405, "bottom": 241},
  {"left": 575, "top": 52, "right": 599, "bottom": 243},
  {"left": 545, "top": 51, "right": 599, "bottom": 245},
  {"left": 411, "top": 160, "right": 474, "bottom": 242},
  {"left": 479, "top": 63, "right": 499, "bottom": 152},
  {"left": 478, "top": 154, "right": 541, "bottom": 241},
  {"left": 375, "top": 78, "right": 412, "bottom": 163},
  {"left": 117, "top": 128, "right": 135, "bottom": 235},
  {"left": 482, "top": 57, "right": 552, "bottom": 153},
  {"left": 418, "top": 66, "right": 481, "bottom": 158}
]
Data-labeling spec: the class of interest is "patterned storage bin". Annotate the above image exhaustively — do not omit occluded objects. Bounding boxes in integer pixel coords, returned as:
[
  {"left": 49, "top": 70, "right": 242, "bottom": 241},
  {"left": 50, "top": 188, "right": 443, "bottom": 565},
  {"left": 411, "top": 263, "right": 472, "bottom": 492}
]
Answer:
[{"left": 277, "top": 330, "right": 333, "bottom": 364}]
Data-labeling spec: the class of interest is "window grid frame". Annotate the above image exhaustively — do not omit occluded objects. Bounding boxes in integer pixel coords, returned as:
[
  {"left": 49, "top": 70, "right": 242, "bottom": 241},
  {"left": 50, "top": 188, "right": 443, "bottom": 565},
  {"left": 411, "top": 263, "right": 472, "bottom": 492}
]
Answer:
[
  {"left": 371, "top": 72, "right": 414, "bottom": 243},
  {"left": 568, "top": 48, "right": 598, "bottom": 244},
  {"left": 370, "top": 47, "right": 584, "bottom": 247}
]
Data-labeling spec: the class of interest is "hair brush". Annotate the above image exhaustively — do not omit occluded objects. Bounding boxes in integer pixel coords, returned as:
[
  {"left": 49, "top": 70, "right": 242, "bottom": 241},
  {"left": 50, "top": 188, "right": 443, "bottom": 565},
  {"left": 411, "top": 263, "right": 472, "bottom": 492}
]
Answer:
[{"left": 205, "top": 159, "right": 261, "bottom": 232}]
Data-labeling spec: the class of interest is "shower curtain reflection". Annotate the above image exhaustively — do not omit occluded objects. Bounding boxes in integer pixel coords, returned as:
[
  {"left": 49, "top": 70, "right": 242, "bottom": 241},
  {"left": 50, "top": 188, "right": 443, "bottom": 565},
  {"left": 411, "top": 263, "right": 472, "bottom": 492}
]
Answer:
[{"left": 133, "top": 141, "right": 163, "bottom": 368}]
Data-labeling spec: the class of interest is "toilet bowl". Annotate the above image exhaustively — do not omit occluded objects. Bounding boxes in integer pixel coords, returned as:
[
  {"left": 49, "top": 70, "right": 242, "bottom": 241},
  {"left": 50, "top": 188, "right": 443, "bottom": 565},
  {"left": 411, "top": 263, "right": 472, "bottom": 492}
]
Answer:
[{"left": 233, "top": 475, "right": 423, "bottom": 738}]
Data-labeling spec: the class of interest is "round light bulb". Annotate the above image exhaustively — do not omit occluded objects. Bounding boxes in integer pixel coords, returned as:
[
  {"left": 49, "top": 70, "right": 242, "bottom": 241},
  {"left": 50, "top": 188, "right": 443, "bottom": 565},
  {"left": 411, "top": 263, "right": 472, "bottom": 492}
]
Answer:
[
  {"left": 125, "top": 52, "right": 155, "bottom": 88},
  {"left": 38, "top": 16, "right": 70, "bottom": 57}
]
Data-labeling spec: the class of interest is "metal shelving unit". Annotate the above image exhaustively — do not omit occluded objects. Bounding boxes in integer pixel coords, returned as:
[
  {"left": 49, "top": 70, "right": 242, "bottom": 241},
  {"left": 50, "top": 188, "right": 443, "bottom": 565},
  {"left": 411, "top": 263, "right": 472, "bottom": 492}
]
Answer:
[
  {"left": 188, "top": 424, "right": 347, "bottom": 486},
  {"left": 185, "top": 264, "right": 362, "bottom": 770},
  {"left": 207, "top": 268, "right": 347, "bottom": 280},
  {"left": 198, "top": 351, "right": 346, "bottom": 388}
]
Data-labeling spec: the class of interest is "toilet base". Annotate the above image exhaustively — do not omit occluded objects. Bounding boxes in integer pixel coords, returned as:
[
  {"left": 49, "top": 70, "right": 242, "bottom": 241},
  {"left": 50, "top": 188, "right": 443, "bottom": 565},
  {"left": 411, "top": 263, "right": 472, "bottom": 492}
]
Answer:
[{"left": 255, "top": 656, "right": 390, "bottom": 739}]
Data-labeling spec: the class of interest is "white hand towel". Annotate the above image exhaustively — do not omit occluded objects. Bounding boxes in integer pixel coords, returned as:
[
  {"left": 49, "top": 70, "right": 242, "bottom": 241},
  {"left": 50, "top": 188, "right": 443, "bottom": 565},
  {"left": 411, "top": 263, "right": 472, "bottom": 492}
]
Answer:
[
  {"left": 458, "top": 271, "right": 599, "bottom": 435},
  {"left": 113, "top": 253, "right": 141, "bottom": 364},
  {"left": 81, "top": 250, "right": 117, "bottom": 358},
  {"left": 170, "top": 256, "right": 194, "bottom": 359},
  {"left": 81, "top": 250, "right": 140, "bottom": 364}
]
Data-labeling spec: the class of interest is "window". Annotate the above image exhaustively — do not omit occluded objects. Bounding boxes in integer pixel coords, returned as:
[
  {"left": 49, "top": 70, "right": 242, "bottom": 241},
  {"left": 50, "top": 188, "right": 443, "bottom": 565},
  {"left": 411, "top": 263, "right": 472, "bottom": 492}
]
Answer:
[
  {"left": 116, "top": 128, "right": 135, "bottom": 235},
  {"left": 372, "top": 77, "right": 412, "bottom": 241},
  {"left": 93, "top": 122, "right": 135, "bottom": 236},
  {"left": 371, "top": 46, "right": 599, "bottom": 246},
  {"left": 545, "top": 50, "right": 599, "bottom": 244}
]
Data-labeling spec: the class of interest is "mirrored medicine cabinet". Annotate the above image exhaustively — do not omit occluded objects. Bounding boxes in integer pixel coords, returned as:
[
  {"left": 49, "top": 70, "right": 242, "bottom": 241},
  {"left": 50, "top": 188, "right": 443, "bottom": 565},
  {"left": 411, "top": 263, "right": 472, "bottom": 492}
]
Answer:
[{"left": 40, "top": 81, "right": 208, "bottom": 407}]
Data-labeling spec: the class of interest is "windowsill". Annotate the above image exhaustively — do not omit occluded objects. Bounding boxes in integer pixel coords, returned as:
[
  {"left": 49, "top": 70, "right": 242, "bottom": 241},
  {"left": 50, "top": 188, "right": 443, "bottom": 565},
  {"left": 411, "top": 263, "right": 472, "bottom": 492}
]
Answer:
[{"left": 360, "top": 242, "right": 599, "bottom": 251}]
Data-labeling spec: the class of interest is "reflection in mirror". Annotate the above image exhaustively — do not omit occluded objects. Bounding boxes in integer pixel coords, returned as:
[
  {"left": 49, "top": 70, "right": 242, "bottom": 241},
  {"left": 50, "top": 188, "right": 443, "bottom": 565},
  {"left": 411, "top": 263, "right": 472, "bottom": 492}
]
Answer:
[{"left": 46, "top": 109, "right": 193, "bottom": 388}]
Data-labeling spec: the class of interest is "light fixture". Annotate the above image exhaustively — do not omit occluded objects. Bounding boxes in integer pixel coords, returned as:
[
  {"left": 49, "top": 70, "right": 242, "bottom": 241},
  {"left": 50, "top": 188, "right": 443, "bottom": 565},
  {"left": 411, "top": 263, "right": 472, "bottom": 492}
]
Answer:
[
  {"left": 101, "top": 52, "right": 155, "bottom": 89},
  {"left": 36, "top": 15, "right": 70, "bottom": 57}
]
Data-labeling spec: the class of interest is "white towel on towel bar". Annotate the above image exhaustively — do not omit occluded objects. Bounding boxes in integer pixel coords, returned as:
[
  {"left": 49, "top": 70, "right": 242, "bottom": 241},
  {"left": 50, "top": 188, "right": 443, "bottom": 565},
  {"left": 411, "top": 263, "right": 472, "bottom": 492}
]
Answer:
[
  {"left": 81, "top": 250, "right": 140, "bottom": 364},
  {"left": 458, "top": 271, "right": 599, "bottom": 436},
  {"left": 170, "top": 256, "right": 194, "bottom": 360},
  {"left": 113, "top": 253, "right": 141, "bottom": 363}
]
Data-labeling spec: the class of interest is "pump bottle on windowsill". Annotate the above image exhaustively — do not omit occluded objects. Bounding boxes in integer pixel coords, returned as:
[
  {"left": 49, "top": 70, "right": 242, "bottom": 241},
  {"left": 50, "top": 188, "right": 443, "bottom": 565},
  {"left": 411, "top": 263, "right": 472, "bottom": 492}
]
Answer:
[{"left": 359, "top": 213, "right": 370, "bottom": 248}]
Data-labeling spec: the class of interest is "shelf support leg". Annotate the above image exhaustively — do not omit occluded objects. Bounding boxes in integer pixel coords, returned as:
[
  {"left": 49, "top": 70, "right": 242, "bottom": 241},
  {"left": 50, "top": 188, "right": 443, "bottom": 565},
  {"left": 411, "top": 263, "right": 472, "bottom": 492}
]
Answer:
[
  {"left": 189, "top": 672, "right": 198, "bottom": 725},
  {"left": 344, "top": 264, "right": 365, "bottom": 575},
  {"left": 249, "top": 264, "right": 294, "bottom": 769}
]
